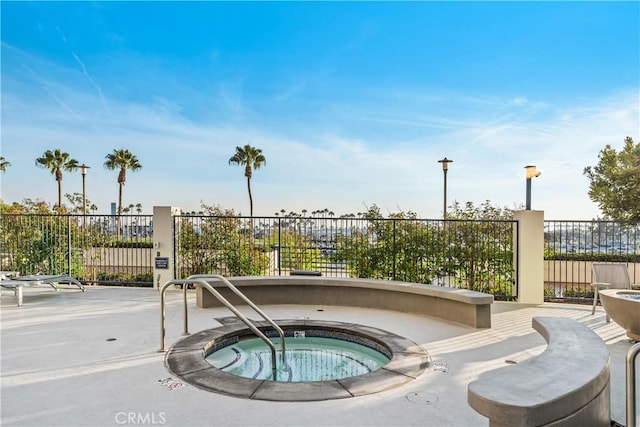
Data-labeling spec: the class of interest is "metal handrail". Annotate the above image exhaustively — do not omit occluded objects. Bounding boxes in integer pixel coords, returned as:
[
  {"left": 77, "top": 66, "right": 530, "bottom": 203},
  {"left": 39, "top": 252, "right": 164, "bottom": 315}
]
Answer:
[
  {"left": 185, "top": 274, "right": 286, "bottom": 360},
  {"left": 627, "top": 341, "right": 640, "bottom": 427},
  {"left": 159, "top": 278, "right": 280, "bottom": 380}
]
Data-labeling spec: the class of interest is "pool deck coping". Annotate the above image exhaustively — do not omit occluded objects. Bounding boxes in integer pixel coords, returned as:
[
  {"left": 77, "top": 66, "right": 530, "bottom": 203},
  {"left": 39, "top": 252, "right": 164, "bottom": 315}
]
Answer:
[{"left": 166, "top": 319, "right": 430, "bottom": 401}]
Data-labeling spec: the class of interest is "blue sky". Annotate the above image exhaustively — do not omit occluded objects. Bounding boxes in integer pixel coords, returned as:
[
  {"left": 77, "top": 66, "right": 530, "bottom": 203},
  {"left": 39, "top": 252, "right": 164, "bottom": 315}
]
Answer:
[{"left": 1, "top": 1, "right": 638, "bottom": 219}]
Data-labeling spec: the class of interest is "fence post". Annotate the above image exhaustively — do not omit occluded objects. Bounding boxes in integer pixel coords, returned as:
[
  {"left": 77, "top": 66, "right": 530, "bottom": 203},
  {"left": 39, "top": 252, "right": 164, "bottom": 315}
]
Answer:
[
  {"left": 392, "top": 220, "right": 397, "bottom": 281},
  {"left": 68, "top": 215, "right": 72, "bottom": 275},
  {"left": 153, "top": 206, "right": 181, "bottom": 289},
  {"left": 514, "top": 210, "right": 544, "bottom": 304},
  {"left": 277, "top": 217, "right": 282, "bottom": 276}
]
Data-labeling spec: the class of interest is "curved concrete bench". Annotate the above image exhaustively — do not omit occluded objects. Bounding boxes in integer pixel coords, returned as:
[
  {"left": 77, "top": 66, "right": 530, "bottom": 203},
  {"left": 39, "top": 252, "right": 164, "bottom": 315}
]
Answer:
[
  {"left": 195, "top": 276, "right": 493, "bottom": 328},
  {"left": 467, "top": 317, "right": 610, "bottom": 426}
]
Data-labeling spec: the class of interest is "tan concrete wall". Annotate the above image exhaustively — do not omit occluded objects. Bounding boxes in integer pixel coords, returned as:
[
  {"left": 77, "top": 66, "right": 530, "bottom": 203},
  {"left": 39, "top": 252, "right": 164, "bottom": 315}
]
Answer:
[
  {"left": 544, "top": 260, "right": 640, "bottom": 285},
  {"left": 153, "top": 206, "right": 181, "bottom": 288},
  {"left": 194, "top": 276, "right": 493, "bottom": 328},
  {"left": 514, "top": 210, "right": 544, "bottom": 304}
]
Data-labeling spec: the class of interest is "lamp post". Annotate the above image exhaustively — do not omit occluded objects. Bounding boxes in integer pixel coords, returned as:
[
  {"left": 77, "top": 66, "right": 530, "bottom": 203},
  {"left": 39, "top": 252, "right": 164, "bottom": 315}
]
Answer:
[
  {"left": 80, "top": 164, "right": 90, "bottom": 217},
  {"left": 524, "top": 165, "right": 541, "bottom": 210},
  {"left": 438, "top": 157, "right": 453, "bottom": 219}
]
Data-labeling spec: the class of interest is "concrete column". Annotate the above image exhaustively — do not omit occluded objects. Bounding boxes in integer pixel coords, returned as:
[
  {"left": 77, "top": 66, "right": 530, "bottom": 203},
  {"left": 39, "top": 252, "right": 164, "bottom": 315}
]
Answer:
[
  {"left": 153, "top": 206, "right": 181, "bottom": 289},
  {"left": 514, "top": 210, "right": 544, "bottom": 304}
]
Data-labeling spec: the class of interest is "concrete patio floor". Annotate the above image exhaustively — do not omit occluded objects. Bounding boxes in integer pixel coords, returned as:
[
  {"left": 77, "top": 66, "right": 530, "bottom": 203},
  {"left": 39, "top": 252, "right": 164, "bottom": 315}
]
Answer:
[{"left": 1, "top": 285, "right": 638, "bottom": 426}]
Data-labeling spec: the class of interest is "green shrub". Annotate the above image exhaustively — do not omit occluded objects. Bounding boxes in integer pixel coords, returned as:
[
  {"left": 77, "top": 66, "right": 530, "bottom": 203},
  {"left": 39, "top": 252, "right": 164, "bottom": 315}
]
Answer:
[
  {"left": 484, "top": 284, "right": 516, "bottom": 300},
  {"left": 563, "top": 288, "right": 595, "bottom": 298},
  {"left": 104, "top": 239, "right": 153, "bottom": 248},
  {"left": 134, "top": 270, "right": 154, "bottom": 283},
  {"left": 96, "top": 271, "right": 134, "bottom": 282},
  {"left": 545, "top": 253, "right": 640, "bottom": 262}
]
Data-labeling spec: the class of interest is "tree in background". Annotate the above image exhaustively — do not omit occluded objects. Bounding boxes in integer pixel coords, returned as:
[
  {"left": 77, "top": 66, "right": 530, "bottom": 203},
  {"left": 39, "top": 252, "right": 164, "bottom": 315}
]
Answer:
[
  {"left": 332, "top": 205, "right": 442, "bottom": 282},
  {"left": 1, "top": 198, "right": 51, "bottom": 214},
  {"left": 35, "top": 149, "right": 79, "bottom": 209},
  {"left": 104, "top": 149, "right": 142, "bottom": 217},
  {"left": 444, "top": 201, "right": 517, "bottom": 296},
  {"left": 122, "top": 203, "right": 143, "bottom": 214},
  {"left": 176, "top": 204, "right": 269, "bottom": 277},
  {"left": 0, "top": 199, "right": 84, "bottom": 276},
  {"left": 64, "top": 193, "right": 98, "bottom": 214},
  {"left": 228, "top": 144, "right": 266, "bottom": 219},
  {"left": 0, "top": 156, "right": 10, "bottom": 172},
  {"left": 331, "top": 201, "right": 518, "bottom": 298},
  {"left": 268, "top": 211, "right": 321, "bottom": 271},
  {"left": 584, "top": 136, "right": 640, "bottom": 220}
]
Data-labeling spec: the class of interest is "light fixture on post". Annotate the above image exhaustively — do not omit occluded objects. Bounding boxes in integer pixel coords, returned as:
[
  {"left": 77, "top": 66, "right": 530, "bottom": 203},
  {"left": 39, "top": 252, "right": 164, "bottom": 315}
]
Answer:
[
  {"left": 80, "top": 164, "right": 90, "bottom": 218},
  {"left": 438, "top": 157, "right": 453, "bottom": 219},
  {"left": 524, "top": 165, "right": 541, "bottom": 210}
]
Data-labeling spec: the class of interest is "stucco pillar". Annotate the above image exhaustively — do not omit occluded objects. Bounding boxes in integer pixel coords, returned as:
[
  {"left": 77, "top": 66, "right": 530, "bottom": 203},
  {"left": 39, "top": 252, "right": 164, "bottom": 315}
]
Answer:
[
  {"left": 153, "top": 206, "right": 181, "bottom": 289},
  {"left": 514, "top": 210, "right": 544, "bottom": 304}
]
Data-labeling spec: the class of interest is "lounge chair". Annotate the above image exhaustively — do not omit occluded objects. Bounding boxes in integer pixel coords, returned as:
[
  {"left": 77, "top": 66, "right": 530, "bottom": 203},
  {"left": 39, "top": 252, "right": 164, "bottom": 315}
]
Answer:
[
  {"left": 0, "top": 274, "right": 85, "bottom": 307},
  {"left": 0, "top": 271, "right": 19, "bottom": 280},
  {"left": 591, "top": 263, "right": 640, "bottom": 322}
]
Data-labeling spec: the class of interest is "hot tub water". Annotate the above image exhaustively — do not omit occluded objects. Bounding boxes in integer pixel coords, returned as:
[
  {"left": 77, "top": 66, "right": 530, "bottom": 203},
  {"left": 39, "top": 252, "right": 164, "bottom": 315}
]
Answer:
[{"left": 206, "top": 335, "right": 390, "bottom": 382}]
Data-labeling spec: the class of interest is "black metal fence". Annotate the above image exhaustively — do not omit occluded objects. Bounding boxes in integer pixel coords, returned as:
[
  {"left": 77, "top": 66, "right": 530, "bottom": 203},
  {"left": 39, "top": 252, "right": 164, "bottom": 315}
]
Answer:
[
  {"left": 0, "top": 214, "right": 154, "bottom": 286},
  {"left": 544, "top": 220, "right": 640, "bottom": 300},
  {"left": 5, "top": 213, "right": 639, "bottom": 302},
  {"left": 174, "top": 215, "right": 518, "bottom": 300}
]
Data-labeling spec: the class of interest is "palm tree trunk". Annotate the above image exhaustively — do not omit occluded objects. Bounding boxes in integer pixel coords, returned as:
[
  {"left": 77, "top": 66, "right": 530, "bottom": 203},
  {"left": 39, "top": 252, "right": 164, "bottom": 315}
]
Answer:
[
  {"left": 246, "top": 176, "right": 255, "bottom": 246},
  {"left": 56, "top": 168, "right": 63, "bottom": 208},
  {"left": 118, "top": 183, "right": 123, "bottom": 216},
  {"left": 117, "top": 182, "right": 123, "bottom": 239},
  {"left": 57, "top": 179, "right": 62, "bottom": 208},
  {"left": 247, "top": 176, "right": 253, "bottom": 218}
]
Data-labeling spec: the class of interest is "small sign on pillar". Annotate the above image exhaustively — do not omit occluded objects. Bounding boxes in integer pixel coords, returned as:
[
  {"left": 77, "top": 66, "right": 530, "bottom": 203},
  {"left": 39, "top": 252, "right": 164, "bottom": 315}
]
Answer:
[{"left": 155, "top": 257, "right": 169, "bottom": 269}]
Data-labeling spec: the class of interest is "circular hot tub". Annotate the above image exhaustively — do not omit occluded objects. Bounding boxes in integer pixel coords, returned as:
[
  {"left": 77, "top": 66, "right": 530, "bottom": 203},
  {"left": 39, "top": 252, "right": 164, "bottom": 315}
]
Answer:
[
  {"left": 599, "top": 289, "right": 640, "bottom": 341},
  {"left": 207, "top": 332, "right": 391, "bottom": 382},
  {"left": 165, "top": 319, "right": 430, "bottom": 401}
]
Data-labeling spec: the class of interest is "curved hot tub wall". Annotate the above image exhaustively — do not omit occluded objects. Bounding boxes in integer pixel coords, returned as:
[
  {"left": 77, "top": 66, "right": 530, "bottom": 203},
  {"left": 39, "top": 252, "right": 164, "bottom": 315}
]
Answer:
[
  {"left": 165, "top": 320, "right": 431, "bottom": 401},
  {"left": 598, "top": 289, "right": 640, "bottom": 341},
  {"left": 194, "top": 276, "right": 493, "bottom": 328}
]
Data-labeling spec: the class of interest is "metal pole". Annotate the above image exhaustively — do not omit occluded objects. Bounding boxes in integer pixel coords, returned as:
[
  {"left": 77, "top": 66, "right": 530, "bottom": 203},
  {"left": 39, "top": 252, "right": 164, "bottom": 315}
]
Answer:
[
  {"left": 524, "top": 166, "right": 539, "bottom": 211},
  {"left": 278, "top": 218, "right": 282, "bottom": 276},
  {"left": 159, "top": 278, "right": 281, "bottom": 380},
  {"left": 67, "top": 215, "right": 72, "bottom": 275},
  {"left": 627, "top": 341, "right": 640, "bottom": 427},
  {"left": 80, "top": 164, "right": 89, "bottom": 228},
  {"left": 438, "top": 158, "right": 453, "bottom": 219},
  {"left": 392, "top": 220, "right": 397, "bottom": 280},
  {"left": 443, "top": 168, "right": 448, "bottom": 219},
  {"left": 82, "top": 173, "right": 87, "bottom": 216}
]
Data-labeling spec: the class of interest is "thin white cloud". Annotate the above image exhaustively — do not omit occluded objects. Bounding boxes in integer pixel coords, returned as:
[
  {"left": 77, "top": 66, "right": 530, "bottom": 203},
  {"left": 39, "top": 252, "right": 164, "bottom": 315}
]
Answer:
[
  {"left": 271, "top": 80, "right": 308, "bottom": 103},
  {"left": 216, "top": 80, "right": 244, "bottom": 117},
  {"left": 70, "top": 51, "right": 110, "bottom": 113},
  {"left": 49, "top": 93, "right": 83, "bottom": 121},
  {"left": 55, "top": 26, "right": 67, "bottom": 44},
  {"left": 1, "top": 44, "right": 638, "bottom": 219}
]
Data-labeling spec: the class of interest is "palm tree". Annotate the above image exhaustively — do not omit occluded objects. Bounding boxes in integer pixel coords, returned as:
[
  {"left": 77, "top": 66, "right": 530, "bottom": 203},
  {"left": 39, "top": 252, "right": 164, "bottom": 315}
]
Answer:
[
  {"left": 228, "top": 144, "right": 266, "bottom": 218},
  {"left": 104, "top": 149, "right": 142, "bottom": 216},
  {"left": 35, "top": 149, "right": 79, "bottom": 208},
  {"left": 0, "top": 156, "right": 10, "bottom": 173}
]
